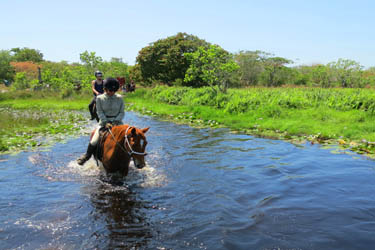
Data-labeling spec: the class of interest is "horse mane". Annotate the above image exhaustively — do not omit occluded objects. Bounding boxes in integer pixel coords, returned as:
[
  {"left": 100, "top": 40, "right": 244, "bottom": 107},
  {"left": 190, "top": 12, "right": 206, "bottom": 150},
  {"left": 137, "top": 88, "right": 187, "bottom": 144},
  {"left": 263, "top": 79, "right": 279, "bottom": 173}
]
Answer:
[{"left": 111, "top": 124, "right": 129, "bottom": 141}]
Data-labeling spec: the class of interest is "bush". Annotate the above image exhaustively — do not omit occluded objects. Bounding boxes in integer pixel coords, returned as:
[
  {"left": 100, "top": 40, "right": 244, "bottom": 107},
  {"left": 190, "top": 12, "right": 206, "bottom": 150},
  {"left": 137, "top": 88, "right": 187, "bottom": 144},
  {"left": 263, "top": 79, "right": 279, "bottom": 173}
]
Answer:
[
  {"left": 11, "top": 72, "right": 29, "bottom": 90},
  {"left": 60, "top": 88, "right": 74, "bottom": 99}
]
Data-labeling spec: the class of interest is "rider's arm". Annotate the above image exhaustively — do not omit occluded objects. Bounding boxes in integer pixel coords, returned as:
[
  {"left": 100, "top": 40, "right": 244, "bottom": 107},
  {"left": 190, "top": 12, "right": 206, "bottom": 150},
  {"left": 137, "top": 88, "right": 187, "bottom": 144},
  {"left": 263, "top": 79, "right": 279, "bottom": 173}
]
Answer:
[
  {"left": 91, "top": 80, "right": 99, "bottom": 96},
  {"left": 96, "top": 97, "right": 108, "bottom": 126},
  {"left": 114, "top": 97, "right": 125, "bottom": 124}
]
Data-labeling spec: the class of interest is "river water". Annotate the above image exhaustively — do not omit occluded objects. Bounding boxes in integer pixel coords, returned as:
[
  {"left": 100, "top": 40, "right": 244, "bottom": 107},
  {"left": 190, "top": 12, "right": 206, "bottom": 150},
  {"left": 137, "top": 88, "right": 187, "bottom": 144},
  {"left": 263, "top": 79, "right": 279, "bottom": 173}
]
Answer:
[{"left": 1, "top": 112, "right": 375, "bottom": 249}]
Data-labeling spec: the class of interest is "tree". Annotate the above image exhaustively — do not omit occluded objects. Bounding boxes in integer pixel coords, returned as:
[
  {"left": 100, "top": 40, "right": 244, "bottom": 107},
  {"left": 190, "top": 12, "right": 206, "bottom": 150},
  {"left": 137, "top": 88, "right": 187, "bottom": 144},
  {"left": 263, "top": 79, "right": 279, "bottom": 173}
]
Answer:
[
  {"left": 10, "top": 61, "right": 40, "bottom": 80},
  {"left": 328, "top": 59, "right": 363, "bottom": 88},
  {"left": 0, "top": 50, "right": 15, "bottom": 81},
  {"left": 362, "top": 67, "right": 375, "bottom": 87},
  {"left": 11, "top": 47, "right": 44, "bottom": 62},
  {"left": 184, "top": 45, "right": 239, "bottom": 92},
  {"left": 129, "top": 64, "right": 145, "bottom": 86},
  {"left": 79, "top": 51, "right": 103, "bottom": 72},
  {"left": 100, "top": 61, "right": 129, "bottom": 79},
  {"left": 136, "top": 32, "right": 210, "bottom": 84},
  {"left": 310, "top": 64, "right": 333, "bottom": 87},
  {"left": 234, "top": 50, "right": 271, "bottom": 86},
  {"left": 260, "top": 57, "right": 293, "bottom": 86}
]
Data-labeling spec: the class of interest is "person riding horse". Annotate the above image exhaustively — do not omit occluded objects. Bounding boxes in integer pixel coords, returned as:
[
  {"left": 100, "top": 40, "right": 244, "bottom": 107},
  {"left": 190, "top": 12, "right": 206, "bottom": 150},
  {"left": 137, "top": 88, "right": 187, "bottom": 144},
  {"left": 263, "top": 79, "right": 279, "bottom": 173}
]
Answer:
[
  {"left": 88, "top": 71, "right": 105, "bottom": 121},
  {"left": 77, "top": 77, "right": 125, "bottom": 165}
]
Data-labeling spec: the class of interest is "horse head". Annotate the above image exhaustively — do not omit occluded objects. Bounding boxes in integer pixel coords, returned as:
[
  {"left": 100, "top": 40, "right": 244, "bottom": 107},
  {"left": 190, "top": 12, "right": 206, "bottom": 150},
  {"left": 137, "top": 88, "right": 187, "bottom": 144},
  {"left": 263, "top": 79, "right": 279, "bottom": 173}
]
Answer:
[{"left": 124, "top": 126, "right": 150, "bottom": 169}]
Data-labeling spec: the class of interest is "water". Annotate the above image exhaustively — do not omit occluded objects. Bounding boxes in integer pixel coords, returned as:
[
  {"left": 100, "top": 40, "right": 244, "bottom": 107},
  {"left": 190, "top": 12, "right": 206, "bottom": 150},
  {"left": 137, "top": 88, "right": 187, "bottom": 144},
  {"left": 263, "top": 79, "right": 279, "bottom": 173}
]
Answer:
[{"left": 1, "top": 112, "right": 375, "bottom": 249}]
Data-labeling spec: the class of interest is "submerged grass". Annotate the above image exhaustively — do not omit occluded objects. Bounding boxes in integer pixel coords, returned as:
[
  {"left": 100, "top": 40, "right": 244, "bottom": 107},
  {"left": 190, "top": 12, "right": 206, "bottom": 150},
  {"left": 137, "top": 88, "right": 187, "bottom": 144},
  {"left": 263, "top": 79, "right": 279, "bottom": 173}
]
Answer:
[
  {"left": 0, "top": 92, "right": 91, "bottom": 153},
  {"left": 0, "top": 107, "right": 88, "bottom": 153}
]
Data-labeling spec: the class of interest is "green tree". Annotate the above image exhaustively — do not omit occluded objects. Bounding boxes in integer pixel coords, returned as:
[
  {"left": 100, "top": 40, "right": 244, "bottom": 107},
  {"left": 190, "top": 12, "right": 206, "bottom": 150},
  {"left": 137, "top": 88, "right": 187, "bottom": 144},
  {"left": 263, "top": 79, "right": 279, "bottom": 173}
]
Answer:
[
  {"left": 184, "top": 45, "right": 239, "bottom": 92},
  {"left": 260, "top": 57, "right": 293, "bottom": 86},
  {"left": 100, "top": 61, "right": 129, "bottom": 79},
  {"left": 11, "top": 72, "right": 30, "bottom": 90},
  {"left": 136, "top": 32, "right": 210, "bottom": 85},
  {"left": 328, "top": 59, "right": 363, "bottom": 88},
  {"left": 11, "top": 47, "right": 44, "bottom": 62},
  {"left": 310, "top": 64, "right": 333, "bottom": 87},
  {"left": 234, "top": 50, "right": 270, "bottom": 86},
  {"left": 129, "top": 64, "right": 145, "bottom": 86},
  {"left": 79, "top": 51, "right": 103, "bottom": 72},
  {"left": 0, "top": 50, "right": 15, "bottom": 81},
  {"left": 363, "top": 67, "right": 375, "bottom": 87}
]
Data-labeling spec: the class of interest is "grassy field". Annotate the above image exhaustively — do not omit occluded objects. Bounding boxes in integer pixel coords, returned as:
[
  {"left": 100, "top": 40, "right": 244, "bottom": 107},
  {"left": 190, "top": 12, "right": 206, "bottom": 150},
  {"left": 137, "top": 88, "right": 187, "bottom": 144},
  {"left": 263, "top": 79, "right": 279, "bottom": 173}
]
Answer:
[
  {"left": 1, "top": 87, "right": 375, "bottom": 156},
  {"left": 0, "top": 91, "right": 91, "bottom": 153},
  {"left": 125, "top": 86, "right": 375, "bottom": 156}
]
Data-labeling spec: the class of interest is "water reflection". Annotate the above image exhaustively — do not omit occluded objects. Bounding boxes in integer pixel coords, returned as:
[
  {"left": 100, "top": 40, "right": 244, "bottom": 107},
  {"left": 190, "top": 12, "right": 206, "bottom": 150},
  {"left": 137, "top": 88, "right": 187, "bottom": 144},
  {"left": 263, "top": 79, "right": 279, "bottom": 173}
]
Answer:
[{"left": 88, "top": 181, "right": 152, "bottom": 249}]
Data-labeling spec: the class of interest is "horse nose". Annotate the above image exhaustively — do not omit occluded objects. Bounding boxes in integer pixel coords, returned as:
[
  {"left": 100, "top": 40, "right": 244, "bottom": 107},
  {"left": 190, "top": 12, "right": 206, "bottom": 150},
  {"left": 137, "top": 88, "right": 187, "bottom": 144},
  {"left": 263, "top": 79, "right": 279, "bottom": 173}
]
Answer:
[
  {"left": 134, "top": 160, "right": 145, "bottom": 169},
  {"left": 136, "top": 163, "right": 145, "bottom": 169}
]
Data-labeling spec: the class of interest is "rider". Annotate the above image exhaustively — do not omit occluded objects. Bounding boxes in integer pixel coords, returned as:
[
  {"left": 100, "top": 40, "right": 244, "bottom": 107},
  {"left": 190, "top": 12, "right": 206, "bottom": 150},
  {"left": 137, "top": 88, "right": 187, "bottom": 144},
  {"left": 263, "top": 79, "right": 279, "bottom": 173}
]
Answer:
[
  {"left": 77, "top": 77, "right": 125, "bottom": 165},
  {"left": 88, "top": 70, "right": 105, "bottom": 120}
]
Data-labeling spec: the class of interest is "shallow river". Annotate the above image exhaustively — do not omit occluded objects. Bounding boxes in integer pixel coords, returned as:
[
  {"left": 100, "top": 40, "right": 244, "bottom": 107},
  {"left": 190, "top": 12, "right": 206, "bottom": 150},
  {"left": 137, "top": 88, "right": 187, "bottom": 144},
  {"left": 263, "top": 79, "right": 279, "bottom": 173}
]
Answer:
[{"left": 1, "top": 112, "right": 375, "bottom": 249}]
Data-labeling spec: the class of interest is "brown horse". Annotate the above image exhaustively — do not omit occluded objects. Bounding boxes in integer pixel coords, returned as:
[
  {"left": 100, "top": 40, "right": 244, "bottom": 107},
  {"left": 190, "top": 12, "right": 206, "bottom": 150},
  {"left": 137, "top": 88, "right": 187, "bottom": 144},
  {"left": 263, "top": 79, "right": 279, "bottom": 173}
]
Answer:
[{"left": 95, "top": 124, "right": 149, "bottom": 177}]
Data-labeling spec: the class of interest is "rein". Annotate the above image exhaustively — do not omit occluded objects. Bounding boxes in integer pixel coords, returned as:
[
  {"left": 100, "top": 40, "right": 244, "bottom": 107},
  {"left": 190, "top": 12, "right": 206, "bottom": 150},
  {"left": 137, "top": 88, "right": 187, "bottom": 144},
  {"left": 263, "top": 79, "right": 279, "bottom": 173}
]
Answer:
[{"left": 108, "top": 126, "right": 147, "bottom": 156}]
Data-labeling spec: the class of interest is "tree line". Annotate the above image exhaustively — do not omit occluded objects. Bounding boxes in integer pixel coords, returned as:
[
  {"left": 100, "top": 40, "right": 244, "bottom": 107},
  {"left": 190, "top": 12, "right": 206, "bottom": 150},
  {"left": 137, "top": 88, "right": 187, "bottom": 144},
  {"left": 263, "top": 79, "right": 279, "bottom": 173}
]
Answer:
[{"left": 1, "top": 33, "right": 375, "bottom": 92}]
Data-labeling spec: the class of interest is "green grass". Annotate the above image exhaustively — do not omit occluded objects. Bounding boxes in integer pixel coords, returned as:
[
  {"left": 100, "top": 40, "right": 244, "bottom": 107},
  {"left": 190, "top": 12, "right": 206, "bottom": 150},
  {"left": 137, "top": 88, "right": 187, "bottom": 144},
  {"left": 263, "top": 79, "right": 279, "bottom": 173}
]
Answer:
[
  {"left": 2, "top": 87, "right": 375, "bottom": 156},
  {"left": 0, "top": 97, "right": 90, "bottom": 110},
  {"left": 0, "top": 92, "right": 91, "bottom": 153},
  {"left": 126, "top": 86, "right": 375, "bottom": 156}
]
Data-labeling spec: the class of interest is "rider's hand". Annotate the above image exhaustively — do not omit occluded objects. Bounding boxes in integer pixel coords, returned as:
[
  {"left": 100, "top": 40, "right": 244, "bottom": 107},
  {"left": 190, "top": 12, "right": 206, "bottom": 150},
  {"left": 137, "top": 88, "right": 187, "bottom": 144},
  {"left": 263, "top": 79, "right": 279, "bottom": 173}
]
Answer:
[{"left": 105, "top": 123, "right": 113, "bottom": 129}]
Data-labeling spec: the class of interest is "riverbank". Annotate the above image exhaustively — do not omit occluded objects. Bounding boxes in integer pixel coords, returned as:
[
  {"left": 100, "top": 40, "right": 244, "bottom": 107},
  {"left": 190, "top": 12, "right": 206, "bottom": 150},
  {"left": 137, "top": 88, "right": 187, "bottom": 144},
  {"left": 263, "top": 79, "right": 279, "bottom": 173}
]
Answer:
[
  {"left": 125, "top": 87, "right": 375, "bottom": 157},
  {"left": 1, "top": 87, "right": 375, "bottom": 157},
  {"left": 0, "top": 94, "right": 91, "bottom": 153}
]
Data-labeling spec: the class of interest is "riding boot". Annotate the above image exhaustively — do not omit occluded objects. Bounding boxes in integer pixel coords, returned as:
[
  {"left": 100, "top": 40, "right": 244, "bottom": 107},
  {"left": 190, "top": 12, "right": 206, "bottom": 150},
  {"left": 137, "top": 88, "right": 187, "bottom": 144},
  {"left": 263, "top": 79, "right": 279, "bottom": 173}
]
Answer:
[
  {"left": 89, "top": 107, "right": 96, "bottom": 120},
  {"left": 77, "top": 144, "right": 96, "bottom": 165}
]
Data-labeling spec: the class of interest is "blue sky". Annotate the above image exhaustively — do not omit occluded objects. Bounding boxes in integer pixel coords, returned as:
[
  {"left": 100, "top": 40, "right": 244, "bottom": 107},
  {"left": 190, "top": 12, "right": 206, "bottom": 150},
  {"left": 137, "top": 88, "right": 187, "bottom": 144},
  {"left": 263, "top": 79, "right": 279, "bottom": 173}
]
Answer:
[{"left": 2, "top": 0, "right": 374, "bottom": 67}]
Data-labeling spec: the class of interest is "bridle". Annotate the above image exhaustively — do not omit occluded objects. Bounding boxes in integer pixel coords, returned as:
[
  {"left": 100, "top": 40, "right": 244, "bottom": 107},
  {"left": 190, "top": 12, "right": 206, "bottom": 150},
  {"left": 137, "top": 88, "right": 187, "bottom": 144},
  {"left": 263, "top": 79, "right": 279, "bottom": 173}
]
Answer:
[
  {"left": 124, "top": 126, "right": 147, "bottom": 156},
  {"left": 108, "top": 126, "right": 147, "bottom": 157}
]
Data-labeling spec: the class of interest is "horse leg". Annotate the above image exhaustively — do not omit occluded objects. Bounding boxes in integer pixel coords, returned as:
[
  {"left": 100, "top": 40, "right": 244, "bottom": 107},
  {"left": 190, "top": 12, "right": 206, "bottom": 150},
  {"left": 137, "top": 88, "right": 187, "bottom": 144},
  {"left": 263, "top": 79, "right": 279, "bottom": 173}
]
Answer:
[
  {"left": 88, "top": 98, "right": 96, "bottom": 120},
  {"left": 122, "top": 164, "right": 129, "bottom": 177}
]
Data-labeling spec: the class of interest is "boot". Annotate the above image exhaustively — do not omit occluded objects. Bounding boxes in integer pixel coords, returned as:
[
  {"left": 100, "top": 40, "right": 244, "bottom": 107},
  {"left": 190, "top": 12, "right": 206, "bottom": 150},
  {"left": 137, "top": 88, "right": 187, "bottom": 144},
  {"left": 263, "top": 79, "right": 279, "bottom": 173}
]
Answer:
[
  {"left": 89, "top": 107, "right": 96, "bottom": 120},
  {"left": 77, "top": 144, "right": 96, "bottom": 165}
]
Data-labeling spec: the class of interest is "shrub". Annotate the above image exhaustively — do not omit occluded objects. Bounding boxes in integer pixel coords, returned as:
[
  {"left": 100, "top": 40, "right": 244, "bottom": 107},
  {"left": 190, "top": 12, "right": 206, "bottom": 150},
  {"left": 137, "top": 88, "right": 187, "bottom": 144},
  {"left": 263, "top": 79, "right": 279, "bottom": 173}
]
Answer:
[{"left": 11, "top": 72, "right": 29, "bottom": 90}]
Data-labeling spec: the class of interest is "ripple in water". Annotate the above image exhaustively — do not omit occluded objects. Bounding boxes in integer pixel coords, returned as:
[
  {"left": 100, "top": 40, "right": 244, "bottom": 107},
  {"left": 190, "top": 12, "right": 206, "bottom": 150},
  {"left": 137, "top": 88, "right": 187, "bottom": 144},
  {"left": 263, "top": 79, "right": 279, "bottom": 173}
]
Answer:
[{"left": 1, "top": 112, "right": 375, "bottom": 249}]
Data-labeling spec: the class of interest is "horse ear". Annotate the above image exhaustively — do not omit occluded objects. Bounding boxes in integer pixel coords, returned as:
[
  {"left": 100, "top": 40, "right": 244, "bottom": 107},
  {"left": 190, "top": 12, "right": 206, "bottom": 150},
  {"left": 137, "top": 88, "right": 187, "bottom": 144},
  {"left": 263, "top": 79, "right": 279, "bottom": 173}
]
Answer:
[
  {"left": 131, "top": 127, "right": 137, "bottom": 136},
  {"left": 142, "top": 127, "right": 150, "bottom": 134}
]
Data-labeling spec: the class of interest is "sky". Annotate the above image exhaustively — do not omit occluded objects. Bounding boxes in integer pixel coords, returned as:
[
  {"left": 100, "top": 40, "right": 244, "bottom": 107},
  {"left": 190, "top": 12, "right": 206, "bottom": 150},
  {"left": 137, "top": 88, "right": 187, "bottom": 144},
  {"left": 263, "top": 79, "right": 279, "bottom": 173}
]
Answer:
[{"left": 2, "top": 0, "right": 375, "bottom": 68}]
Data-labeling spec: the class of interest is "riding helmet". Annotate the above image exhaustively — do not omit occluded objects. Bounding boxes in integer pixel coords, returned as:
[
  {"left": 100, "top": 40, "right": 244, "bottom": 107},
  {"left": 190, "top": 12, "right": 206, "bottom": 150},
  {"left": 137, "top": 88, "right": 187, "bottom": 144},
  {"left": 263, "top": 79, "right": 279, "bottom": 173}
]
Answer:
[
  {"left": 94, "top": 70, "right": 103, "bottom": 77},
  {"left": 104, "top": 78, "right": 120, "bottom": 92}
]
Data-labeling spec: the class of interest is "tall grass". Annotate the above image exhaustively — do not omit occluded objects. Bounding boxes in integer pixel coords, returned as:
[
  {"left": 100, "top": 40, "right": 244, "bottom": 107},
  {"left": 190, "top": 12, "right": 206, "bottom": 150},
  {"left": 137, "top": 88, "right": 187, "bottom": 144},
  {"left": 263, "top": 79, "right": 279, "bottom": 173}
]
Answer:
[
  {"left": 147, "top": 86, "right": 375, "bottom": 114},
  {"left": 126, "top": 86, "right": 375, "bottom": 143}
]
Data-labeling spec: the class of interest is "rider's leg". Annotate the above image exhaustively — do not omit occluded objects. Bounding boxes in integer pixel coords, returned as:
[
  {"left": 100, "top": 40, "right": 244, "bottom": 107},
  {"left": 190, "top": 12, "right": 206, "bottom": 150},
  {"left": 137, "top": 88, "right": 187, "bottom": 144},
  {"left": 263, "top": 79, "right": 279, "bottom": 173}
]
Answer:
[
  {"left": 77, "top": 143, "right": 96, "bottom": 165},
  {"left": 77, "top": 128, "right": 100, "bottom": 165},
  {"left": 88, "top": 97, "right": 96, "bottom": 120}
]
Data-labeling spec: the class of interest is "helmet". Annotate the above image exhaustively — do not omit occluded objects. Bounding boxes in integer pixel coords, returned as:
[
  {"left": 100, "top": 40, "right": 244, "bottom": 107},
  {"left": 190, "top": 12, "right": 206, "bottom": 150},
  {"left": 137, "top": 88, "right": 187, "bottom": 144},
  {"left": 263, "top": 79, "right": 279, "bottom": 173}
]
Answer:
[
  {"left": 104, "top": 78, "right": 119, "bottom": 92},
  {"left": 94, "top": 71, "right": 103, "bottom": 77}
]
